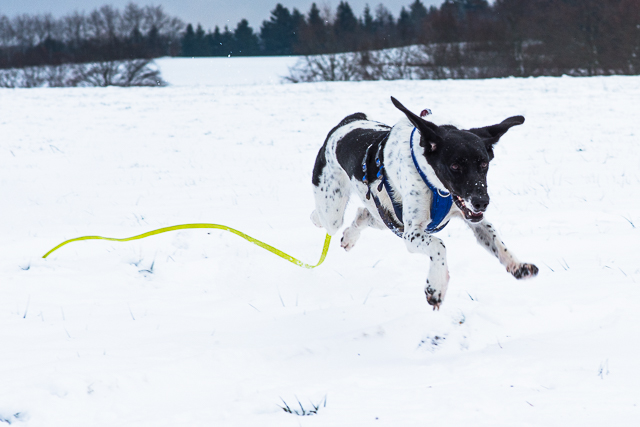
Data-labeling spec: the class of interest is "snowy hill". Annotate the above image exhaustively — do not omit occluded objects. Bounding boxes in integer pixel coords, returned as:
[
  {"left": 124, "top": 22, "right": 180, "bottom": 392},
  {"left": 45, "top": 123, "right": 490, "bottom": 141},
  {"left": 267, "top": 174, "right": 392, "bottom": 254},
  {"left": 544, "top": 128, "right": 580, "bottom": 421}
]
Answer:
[
  {"left": 154, "top": 55, "right": 298, "bottom": 86},
  {"left": 1, "top": 57, "right": 639, "bottom": 426}
]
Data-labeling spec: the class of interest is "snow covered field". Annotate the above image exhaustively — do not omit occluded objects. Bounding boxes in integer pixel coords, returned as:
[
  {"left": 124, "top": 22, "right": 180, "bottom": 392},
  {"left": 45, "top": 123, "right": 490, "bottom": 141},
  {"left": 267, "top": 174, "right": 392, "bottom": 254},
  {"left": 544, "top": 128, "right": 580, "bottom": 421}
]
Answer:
[
  {"left": 1, "top": 58, "right": 639, "bottom": 426},
  {"left": 154, "top": 55, "right": 298, "bottom": 86}
]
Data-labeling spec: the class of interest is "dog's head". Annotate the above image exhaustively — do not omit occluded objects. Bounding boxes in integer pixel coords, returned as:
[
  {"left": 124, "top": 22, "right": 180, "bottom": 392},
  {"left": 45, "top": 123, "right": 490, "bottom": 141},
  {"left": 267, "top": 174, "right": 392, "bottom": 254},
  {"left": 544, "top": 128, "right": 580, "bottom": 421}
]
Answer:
[{"left": 391, "top": 96, "right": 524, "bottom": 223}]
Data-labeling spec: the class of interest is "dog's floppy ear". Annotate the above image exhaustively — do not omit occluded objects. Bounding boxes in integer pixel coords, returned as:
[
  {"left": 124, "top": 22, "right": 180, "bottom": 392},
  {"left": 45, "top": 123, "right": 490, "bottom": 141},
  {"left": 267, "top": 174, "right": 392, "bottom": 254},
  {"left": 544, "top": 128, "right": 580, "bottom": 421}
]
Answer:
[
  {"left": 390, "top": 96, "right": 442, "bottom": 153},
  {"left": 468, "top": 116, "right": 524, "bottom": 156}
]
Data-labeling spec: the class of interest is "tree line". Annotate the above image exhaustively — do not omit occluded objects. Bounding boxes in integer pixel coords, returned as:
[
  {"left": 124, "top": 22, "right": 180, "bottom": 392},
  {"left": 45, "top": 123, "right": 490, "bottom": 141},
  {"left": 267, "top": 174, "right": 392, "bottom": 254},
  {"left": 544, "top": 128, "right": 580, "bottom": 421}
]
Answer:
[
  {"left": 181, "top": 1, "right": 434, "bottom": 57},
  {"left": 0, "top": 3, "right": 183, "bottom": 69},
  {"left": 1, "top": 1, "right": 639, "bottom": 77},
  {"left": 184, "top": 0, "right": 639, "bottom": 76}
]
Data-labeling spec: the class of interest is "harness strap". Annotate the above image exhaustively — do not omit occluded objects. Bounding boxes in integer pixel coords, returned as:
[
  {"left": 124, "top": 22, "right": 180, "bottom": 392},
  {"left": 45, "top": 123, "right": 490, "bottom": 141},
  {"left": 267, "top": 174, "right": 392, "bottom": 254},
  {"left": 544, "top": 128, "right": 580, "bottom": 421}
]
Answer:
[
  {"left": 370, "top": 192, "right": 404, "bottom": 237},
  {"left": 381, "top": 175, "right": 403, "bottom": 224},
  {"left": 362, "top": 126, "right": 453, "bottom": 236},
  {"left": 362, "top": 134, "right": 404, "bottom": 234},
  {"left": 409, "top": 127, "right": 453, "bottom": 233}
]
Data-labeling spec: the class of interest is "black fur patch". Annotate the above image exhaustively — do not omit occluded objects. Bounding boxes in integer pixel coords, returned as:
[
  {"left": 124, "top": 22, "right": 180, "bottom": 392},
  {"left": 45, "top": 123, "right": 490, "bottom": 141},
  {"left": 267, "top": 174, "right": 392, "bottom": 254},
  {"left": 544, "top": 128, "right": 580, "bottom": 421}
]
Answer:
[
  {"left": 312, "top": 113, "right": 369, "bottom": 186},
  {"left": 335, "top": 128, "right": 390, "bottom": 183}
]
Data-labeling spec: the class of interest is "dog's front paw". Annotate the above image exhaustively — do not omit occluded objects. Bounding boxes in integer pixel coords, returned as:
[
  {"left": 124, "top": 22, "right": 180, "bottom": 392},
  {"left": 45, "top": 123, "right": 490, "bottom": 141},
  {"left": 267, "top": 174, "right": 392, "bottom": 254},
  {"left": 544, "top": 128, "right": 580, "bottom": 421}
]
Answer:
[{"left": 509, "top": 263, "right": 539, "bottom": 280}]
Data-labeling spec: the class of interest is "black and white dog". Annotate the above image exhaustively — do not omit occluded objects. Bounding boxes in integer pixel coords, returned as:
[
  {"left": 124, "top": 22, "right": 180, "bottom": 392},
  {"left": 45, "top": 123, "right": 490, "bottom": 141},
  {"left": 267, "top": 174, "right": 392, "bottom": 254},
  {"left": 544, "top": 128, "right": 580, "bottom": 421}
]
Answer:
[{"left": 311, "top": 97, "right": 538, "bottom": 309}]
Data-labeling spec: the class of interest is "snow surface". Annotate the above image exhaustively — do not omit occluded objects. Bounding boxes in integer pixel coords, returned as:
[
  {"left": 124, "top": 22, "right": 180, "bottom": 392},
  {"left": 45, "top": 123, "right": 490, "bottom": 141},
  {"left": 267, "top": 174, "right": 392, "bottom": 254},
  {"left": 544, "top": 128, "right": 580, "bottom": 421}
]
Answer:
[
  {"left": 1, "top": 58, "right": 640, "bottom": 426},
  {"left": 154, "top": 55, "right": 298, "bottom": 86}
]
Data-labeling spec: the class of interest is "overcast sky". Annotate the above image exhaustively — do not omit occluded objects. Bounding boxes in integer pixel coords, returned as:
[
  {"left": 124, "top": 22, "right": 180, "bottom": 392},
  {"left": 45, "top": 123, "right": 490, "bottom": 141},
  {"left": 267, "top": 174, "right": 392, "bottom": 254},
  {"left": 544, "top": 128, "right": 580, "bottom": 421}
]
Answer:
[{"left": 1, "top": 1, "right": 445, "bottom": 31}]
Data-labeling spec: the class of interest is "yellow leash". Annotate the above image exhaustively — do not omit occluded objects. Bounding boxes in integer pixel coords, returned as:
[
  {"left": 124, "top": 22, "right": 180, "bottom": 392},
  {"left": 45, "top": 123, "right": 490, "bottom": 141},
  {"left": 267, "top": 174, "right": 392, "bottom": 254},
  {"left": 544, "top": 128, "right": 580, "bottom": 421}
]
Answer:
[{"left": 42, "top": 223, "right": 331, "bottom": 269}]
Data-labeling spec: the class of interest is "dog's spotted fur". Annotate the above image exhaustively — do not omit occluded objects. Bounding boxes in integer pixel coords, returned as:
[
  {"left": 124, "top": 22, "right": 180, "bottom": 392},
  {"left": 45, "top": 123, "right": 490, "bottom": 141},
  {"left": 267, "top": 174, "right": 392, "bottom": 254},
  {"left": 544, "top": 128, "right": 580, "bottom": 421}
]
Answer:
[{"left": 311, "top": 97, "right": 538, "bottom": 309}]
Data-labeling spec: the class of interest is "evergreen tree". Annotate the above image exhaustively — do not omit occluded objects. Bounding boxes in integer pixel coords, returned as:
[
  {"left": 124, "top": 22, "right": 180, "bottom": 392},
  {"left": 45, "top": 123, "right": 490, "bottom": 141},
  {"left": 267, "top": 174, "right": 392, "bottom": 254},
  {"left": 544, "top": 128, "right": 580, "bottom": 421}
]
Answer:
[
  {"left": 146, "top": 25, "right": 160, "bottom": 57},
  {"left": 130, "top": 26, "right": 144, "bottom": 45},
  {"left": 362, "top": 4, "right": 374, "bottom": 36},
  {"left": 308, "top": 2, "right": 323, "bottom": 27},
  {"left": 435, "top": 1, "right": 463, "bottom": 42},
  {"left": 398, "top": 7, "right": 412, "bottom": 44},
  {"left": 291, "top": 8, "right": 305, "bottom": 37},
  {"left": 409, "top": 0, "right": 428, "bottom": 40},
  {"left": 335, "top": 2, "right": 358, "bottom": 34},
  {"left": 460, "top": 0, "right": 490, "bottom": 13},
  {"left": 260, "top": 4, "right": 298, "bottom": 55},
  {"left": 194, "top": 24, "right": 207, "bottom": 56},
  {"left": 335, "top": 1, "right": 359, "bottom": 51},
  {"left": 181, "top": 23, "right": 196, "bottom": 56},
  {"left": 220, "top": 26, "right": 235, "bottom": 56},
  {"left": 205, "top": 25, "right": 234, "bottom": 56},
  {"left": 394, "top": 0, "right": 429, "bottom": 44},
  {"left": 207, "top": 26, "right": 223, "bottom": 56},
  {"left": 297, "top": 2, "right": 329, "bottom": 54},
  {"left": 234, "top": 19, "right": 259, "bottom": 55},
  {"left": 373, "top": 4, "right": 396, "bottom": 48},
  {"left": 289, "top": 8, "right": 306, "bottom": 53},
  {"left": 410, "top": 0, "right": 428, "bottom": 21}
]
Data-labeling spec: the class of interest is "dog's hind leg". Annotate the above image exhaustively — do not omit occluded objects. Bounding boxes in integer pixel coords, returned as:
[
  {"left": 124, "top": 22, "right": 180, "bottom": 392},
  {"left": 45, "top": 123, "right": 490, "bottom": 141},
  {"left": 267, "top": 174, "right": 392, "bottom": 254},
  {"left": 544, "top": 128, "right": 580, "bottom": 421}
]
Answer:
[
  {"left": 311, "top": 167, "right": 351, "bottom": 236},
  {"left": 340, "top": 207, "right": 385, "bottom": 251},
  {"left": 468, "top": 219, "right": 539, "bottom": 280},
  {"left": 310, "top": 209, "right": 323, "bottom": 228}
]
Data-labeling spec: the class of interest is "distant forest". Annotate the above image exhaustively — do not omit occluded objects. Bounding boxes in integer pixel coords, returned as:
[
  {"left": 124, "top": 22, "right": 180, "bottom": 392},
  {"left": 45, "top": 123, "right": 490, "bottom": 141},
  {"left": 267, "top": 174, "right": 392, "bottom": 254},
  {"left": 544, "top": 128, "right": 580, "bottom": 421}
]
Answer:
[
  {"left": 0, "top": 3, "right": 182, "bottom": 68},
  {"left": 1, "top": 0, "right": 639, "bottom": 77}
]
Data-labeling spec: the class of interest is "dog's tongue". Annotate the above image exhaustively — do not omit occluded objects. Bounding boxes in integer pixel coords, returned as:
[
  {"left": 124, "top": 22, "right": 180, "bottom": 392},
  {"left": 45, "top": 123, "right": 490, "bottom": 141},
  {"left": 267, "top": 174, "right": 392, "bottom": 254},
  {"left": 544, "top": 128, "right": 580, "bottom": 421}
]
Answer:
[{"left": 420, "top": 109, "right": 432, "bottom": 117}]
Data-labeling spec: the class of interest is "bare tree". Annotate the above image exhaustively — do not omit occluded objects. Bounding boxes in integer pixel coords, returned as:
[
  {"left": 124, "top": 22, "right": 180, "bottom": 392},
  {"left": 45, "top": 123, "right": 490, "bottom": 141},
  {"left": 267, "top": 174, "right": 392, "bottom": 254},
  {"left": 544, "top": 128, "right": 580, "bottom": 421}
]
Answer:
[
  {"left": 86, "top": 6, "right": 121, "bottom": 41},
  {"left": 72, "top": 61, "right": 119, "bottom": 86},
  {"left": 62, "top": 11, "right": 88, "bottom": 47},
  {"left": 0, "top": 15, "right": 13, "bottom": 46},
  {"left": 87, "top": 9, "right": 106, "bottom": 40},
  {"left": 11, "top": 14, "right": 39, "bottom": 46},
  {"left": 142, "top": 5, "right": 170, "bottom": 34},
  {"left": 287, "top": 53, "right": 364, "bottom": 82},
  {"left": 71, "top": 59, "right": 165, "bottom": 86},
  {"left": 121, "top": 2, "right": 145, "bottom": 35},
  {"left": 120, "top": 59, "right": 166, "bottom": 85}
]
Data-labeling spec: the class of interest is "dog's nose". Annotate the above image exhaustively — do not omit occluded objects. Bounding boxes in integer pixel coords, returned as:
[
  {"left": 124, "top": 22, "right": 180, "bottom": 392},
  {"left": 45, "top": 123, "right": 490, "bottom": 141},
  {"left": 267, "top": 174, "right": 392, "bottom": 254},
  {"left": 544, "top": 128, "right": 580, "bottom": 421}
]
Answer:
[{"left": 471, "top": 196, "right": 490, "bottom": 212}]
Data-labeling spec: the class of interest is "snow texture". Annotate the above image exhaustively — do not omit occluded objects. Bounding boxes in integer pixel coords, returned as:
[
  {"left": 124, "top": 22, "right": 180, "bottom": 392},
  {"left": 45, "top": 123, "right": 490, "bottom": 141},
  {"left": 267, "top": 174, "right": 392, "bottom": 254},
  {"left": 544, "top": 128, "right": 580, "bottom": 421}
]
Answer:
[
  {"left": 1, "top": 57, "right": 639, "bottom": 426},
  {"left": 154, "top": 55, "right": 297, "bottom": 86}
]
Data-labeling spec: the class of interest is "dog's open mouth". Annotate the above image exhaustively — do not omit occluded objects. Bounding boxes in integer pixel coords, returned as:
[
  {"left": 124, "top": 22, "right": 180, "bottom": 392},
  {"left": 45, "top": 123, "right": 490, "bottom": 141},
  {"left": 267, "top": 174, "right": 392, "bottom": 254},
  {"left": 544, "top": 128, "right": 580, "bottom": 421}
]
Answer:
[{"left": 453, "top": 195, "right": 484, "bottom": 222}]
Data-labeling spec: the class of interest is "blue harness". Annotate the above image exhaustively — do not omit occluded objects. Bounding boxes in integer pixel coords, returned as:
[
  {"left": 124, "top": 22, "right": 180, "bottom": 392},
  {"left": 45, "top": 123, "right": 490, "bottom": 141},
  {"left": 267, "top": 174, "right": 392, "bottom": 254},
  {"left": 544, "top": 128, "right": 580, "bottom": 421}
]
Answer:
[
  {"left": 363, "top": 127, "right": 452, "bottom": 236},
  {"left": 409, "top": 127, "right": 453, "bottom": 233}
]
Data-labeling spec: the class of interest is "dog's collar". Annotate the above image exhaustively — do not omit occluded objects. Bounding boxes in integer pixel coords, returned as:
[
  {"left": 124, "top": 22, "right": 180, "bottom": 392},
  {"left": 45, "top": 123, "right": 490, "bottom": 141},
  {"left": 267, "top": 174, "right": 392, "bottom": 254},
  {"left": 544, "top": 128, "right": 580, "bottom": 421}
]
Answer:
[{"left": 410, "top": 127, "right": 453, "bottom": 233}]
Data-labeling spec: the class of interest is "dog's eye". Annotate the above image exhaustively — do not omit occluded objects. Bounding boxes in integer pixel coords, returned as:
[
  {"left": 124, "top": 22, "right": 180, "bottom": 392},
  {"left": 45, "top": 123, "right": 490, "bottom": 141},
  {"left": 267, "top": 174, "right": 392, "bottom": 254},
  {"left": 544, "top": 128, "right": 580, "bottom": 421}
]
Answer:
[
  {"left": 480, "top": 162, "right": 488, "bottom": 169},
  {"left": 450, "top": 163, "right": 460, "bottom": 171}
]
